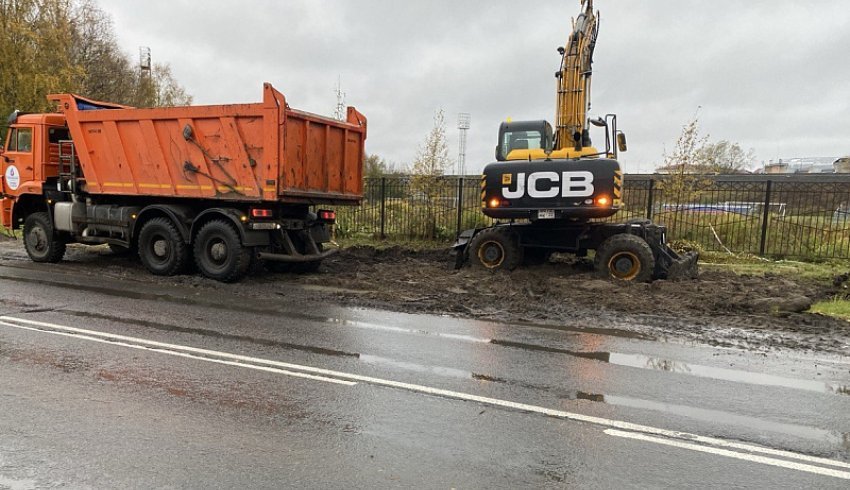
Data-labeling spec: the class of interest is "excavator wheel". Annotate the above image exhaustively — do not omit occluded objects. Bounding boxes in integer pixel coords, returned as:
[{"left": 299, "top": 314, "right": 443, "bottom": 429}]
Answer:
[
  {"left": 469, "top": 228, "right": 523, "bottom": 271},
  {"left": 594, "top": 234, "right": 655, "bottom": 282}
]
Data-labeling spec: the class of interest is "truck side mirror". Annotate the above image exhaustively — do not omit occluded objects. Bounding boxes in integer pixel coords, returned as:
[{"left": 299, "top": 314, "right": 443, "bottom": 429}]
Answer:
[{"left": 617, "top": 132, "right": 628, "bottom": 153}]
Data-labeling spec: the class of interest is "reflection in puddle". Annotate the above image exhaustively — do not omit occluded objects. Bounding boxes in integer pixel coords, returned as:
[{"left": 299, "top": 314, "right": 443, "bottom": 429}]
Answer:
[
  {"left": 607, "top": 352, "right": 849, "bottom": 397},
  {"left": 360, "top": 355, "right": 471, "bottom": 379},
  {"left": 490, "top": 340, "right": 849, "bottom": 397},
  {"left": 575, "top": 391, "right": 850, "bottom": 448}
]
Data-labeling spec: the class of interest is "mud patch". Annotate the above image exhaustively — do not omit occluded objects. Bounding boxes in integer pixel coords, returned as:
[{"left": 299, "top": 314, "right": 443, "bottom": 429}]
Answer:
[{"left": 0, "top": 241, "right": 848, "bottom": 355}]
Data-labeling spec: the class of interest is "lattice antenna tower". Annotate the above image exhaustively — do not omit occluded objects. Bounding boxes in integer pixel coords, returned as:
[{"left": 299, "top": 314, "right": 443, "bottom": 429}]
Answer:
[
  {"left": 457, "top": 113, "right": 471, "bottom": 175},
  {"left": 333, "top": 76, "right": 346, "bottom": 121},
  {"left": 139, "top": 46, "right": 151, "bottom": 79}
]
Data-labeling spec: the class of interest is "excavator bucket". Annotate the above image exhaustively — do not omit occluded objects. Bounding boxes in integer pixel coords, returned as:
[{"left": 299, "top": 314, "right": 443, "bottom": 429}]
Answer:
[{"left": 655, "top": 247, "right": 699, "bottom": 281}]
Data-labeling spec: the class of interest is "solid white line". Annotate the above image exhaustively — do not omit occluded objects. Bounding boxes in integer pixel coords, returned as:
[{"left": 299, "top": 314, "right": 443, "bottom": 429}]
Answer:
[
  {"left": 1, "top": 315, "right": 848, "bottom": 474},
  {"left": 0, "top": 320, "right": 355, "bottom": 386},
  {"left": 604, "top": 429, "right": 850, "bottom": 480}
]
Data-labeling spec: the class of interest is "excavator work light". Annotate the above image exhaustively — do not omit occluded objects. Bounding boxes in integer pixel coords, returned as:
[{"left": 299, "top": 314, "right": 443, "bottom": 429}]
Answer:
[
  {"left": 596, "top": 197, "right": 610, "bottom": 206},
  {"left": 489, "top": 198, "right": 501, "bottom": 208}
]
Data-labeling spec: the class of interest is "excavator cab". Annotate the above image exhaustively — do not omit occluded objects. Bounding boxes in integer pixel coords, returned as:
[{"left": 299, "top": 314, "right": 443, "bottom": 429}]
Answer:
[{"left": 496, "top": 120, "right": 553, "bottom": 161}]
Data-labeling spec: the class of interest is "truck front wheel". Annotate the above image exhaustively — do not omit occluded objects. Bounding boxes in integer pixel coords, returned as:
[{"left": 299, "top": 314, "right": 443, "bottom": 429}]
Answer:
[
  {"left": 594, "top": 234, "right": 655, "bottom": 282},
  {"left": 23, "top": 212, "right": 66, "bottom": 263},
  {"left": 138, "top": 217, "right": 189, "bottom": 276},
  {"left": 469, "top": 228, "right": 523, "bottom": 271},
  {"left": 193, "top": 220, "right": 252, "bottom": 282}
]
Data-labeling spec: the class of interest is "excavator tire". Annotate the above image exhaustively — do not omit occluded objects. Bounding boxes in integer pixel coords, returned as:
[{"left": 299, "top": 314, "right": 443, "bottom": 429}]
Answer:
[
  {"left": 469, "top": 227, "right": 523, "bottom": 271},
  {"left": 594, "top": 233, "right": 655, "bottom": 282}
]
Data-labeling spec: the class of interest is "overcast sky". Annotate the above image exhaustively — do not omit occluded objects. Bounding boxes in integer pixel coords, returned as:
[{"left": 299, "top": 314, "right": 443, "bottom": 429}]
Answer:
[{"left": 105, "top": 0, "right": 850, "bottom": 174}]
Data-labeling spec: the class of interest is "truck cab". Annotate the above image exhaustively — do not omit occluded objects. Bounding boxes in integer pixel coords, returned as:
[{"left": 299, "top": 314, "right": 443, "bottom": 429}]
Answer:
[{"left": 1, "top": 111, "right": 69, "bottom": 229}]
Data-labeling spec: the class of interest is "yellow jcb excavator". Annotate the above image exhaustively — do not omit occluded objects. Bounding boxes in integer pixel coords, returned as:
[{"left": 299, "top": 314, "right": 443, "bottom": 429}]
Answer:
[{"left": 456, "top": 0, "right": 698, "bottom": 282}]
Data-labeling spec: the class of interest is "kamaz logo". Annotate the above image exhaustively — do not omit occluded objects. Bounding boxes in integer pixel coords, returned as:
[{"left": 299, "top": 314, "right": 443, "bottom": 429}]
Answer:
[{"left": 502, "top": 171, "right": 594, "bottom": 199}]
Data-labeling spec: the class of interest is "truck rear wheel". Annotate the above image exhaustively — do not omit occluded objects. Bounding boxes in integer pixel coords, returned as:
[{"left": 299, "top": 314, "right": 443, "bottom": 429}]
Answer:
[
  {"left": 23, "top": 212, "right": 66, "bottom": 263},
  {"left": 469, "top": 228, "right": 523, "bottom": 271},
  {"left": 193, "top": 220, "right": 252, "bottom": 282},
  {"left": 594, "top": 234, "right": 655, "bottom": 282},
  {"left": 138, "top": 217, "right": 189, "bottom": 276}
]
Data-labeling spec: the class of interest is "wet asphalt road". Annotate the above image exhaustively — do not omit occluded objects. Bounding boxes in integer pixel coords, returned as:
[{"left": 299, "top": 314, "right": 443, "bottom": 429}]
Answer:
[{"left": 0, "top": 262, "right": 849, "bottom": 488}]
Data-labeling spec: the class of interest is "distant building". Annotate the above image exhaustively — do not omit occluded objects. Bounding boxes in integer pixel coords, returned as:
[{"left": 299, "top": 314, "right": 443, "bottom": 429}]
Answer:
[
  {"left": 834, "top": 156, "right": 850, "bottom": 173},
  {"left": 761, "top": 157, "right": 839, "bottom": 174}
]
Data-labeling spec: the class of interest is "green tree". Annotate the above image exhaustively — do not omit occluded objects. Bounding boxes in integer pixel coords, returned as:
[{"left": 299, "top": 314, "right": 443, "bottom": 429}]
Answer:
[{"left": 0, "top": 0, "right": 191, "bottom": 122}]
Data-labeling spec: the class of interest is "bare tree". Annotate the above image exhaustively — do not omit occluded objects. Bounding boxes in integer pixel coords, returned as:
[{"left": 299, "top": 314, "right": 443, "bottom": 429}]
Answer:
[{"left": 411, "top": 109, "right": 453, "bottom": 238}]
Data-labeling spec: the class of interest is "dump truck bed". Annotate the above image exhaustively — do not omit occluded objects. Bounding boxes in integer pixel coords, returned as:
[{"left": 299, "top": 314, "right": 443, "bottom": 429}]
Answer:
[{"left": 49, "top": 83, "right": 366, "bottom": 204}]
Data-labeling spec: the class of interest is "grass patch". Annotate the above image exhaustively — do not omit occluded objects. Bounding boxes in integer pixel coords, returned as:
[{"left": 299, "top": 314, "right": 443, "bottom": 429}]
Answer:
[
  {"left": 811, "top": 298, "right": 850, "bottom": 321},
  {"left": 698, "top": 251, "right": 849, "bottom": 281}
]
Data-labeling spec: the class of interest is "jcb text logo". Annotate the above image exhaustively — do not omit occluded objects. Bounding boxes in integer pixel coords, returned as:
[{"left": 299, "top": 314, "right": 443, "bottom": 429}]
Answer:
[{"left": 502, "top": 171, "right": 594, "bottom": 199}]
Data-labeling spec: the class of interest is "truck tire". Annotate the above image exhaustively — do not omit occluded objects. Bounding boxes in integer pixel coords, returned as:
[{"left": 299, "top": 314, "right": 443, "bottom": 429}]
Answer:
[
  {"left": 23, "top": 212, "right": 66, "bottom": 263},
  {"left": 138, "top": 217, "right": 189, "bottom": 276},
  {"left": 594, "top": 234, "right": 655, "bottom": 282},
  {"left": 193, "top": 220, "right": 252, "bottom": 282},
  {"left": 469, "top": 228, "right": 523, "bottom": 271}
]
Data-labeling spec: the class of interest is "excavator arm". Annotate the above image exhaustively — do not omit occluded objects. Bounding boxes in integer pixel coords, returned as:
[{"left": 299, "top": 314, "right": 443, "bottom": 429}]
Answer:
[
  {"left": 498, "top": 0, "right": 605, "bottom": 161},
  {"left": 555, "top": 0, "right": 599, "bottom": 152}
]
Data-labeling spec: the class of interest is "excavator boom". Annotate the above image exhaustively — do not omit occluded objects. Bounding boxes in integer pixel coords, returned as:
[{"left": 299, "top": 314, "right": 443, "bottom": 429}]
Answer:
[{"left": 555, "top": 0, "right": 599, "bottom": 152}]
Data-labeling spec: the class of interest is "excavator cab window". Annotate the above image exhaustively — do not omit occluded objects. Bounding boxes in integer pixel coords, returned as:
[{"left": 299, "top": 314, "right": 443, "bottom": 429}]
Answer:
[{"left": 496, "top": 120, "right": 553, "bottom": 161}]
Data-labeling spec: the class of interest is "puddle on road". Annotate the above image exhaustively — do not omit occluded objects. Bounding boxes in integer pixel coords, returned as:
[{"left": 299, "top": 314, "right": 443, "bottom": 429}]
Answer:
[
  {"left": 606, "top": 352, "right": 850, "bottom": 397},
  {"left": 575, "top": 391, "right": 850, "bottom": 448},
  {"left": 364, "top": 353, "right": 850, "bottom": 448},
  {"left": 360, "top": 355, "right": 471, "bottom": 379},
  {"left": 491, "top": 339, "right": 849, "bottom": 397},
  {"left": 0, "top": 475, "right": 39, "bottom": 490}
]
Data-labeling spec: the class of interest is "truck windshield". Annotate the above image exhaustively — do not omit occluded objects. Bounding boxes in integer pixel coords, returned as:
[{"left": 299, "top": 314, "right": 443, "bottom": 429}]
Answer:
[
  {"left": 502, "top": 130, "right": 543, "bottom": 156},
  {"left": 7, "top": 128, "right": 32, "bottom": 152}
]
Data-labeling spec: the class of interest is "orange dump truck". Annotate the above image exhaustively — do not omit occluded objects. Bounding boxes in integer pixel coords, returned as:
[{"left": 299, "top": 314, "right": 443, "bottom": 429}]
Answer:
[{"left": 0, "top": 83, "right": 367, "bottom": 281}]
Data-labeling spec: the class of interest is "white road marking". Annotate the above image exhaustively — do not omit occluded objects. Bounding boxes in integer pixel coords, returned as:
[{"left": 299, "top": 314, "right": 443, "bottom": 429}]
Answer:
[
  {"left": 1, "top": 315, "right": 848, "bottom": 477},
  {"left": 604, "top": 429, "right": 850, "bottom": 480},
  {"left": 0, "top": 320, "right": 355, "bottom": 386}
]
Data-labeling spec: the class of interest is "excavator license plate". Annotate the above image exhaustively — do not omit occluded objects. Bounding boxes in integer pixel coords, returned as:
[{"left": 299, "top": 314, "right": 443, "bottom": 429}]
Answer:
[{"left": 538, "top": 209, "right": 555, "bottom": 219}]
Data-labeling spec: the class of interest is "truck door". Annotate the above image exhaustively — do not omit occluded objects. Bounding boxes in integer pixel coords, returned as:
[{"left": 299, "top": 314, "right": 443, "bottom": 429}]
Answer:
[{"left": 2, "top": 125, "right": 35, "bottom": 197}]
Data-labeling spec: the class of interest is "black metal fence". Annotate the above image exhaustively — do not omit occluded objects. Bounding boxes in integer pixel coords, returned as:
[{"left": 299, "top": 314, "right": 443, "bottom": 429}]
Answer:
[{"left": 336, "top": 174, "right": 850, "bottom": 260}]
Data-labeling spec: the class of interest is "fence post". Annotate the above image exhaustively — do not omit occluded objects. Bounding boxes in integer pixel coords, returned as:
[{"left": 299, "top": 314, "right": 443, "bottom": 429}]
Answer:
[
  {"left": 455, "top": 177, "right": 465, "bottom": 238},
  {"left": 380, "top": 177, "right": 387, "bottom": 240},
  {"left": 646, "top": 178, "right": 655, "bottom": 220},
  {"left": 759, "top": 179, "right": 772, "bottom": 256}
]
